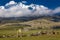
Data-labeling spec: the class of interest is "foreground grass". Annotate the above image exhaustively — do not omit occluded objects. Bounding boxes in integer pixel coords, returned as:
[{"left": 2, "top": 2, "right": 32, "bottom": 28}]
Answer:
[
  {"left": 0, "top": 35, "right": 60, "bottom": 40},
  {"left": 0, "top": 29, "right": 60, "bottom": 40}
]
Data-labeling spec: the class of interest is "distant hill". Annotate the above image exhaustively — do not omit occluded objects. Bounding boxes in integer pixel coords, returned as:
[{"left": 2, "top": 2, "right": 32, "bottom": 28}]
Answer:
[
  {"left": 0, "top": 14, "right": 60, "bottom": 23},
  {"left": 0, "top": 13, "right": 60, "bottom": 30},
  {"left": 0, "top": 17, "right": 60, "bottom": 30}
]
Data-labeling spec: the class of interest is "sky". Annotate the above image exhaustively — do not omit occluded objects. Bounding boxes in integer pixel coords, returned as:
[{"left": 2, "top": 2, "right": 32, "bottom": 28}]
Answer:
[
  {"left": 0, "top": 0, "right": 60, "bottom": 9},
  {"left": 0, "top": 0, "right": 60, "bottom": 17}
]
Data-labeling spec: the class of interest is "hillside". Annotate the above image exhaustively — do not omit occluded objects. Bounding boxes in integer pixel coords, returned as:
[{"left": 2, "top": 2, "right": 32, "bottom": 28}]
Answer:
[
  {"left": 21, "top": 18, "right": 60, "bottom": 29},
  {"left": 0, "top": 17, "right": 60, "bottom": 30}
]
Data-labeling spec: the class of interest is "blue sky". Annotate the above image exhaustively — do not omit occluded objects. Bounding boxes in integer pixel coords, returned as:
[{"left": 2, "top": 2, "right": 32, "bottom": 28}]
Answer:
[
  {"left": 0, "top": 0, "right": 60, "bottom": 9},
  {"left": 0, "top": 0, "right": 60, "bottom": 17}
]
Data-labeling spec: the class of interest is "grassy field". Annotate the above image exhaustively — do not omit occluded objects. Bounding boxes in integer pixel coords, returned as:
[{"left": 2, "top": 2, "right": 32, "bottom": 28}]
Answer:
[
  {"left": 0, "top": 35, "right": 60, "bottom": 40},
  {"left": 0, "top": 29, "right": 60, "bottom": 40},
  {"left": 0, "top": 19, "right": 60, "bottom": 40}
]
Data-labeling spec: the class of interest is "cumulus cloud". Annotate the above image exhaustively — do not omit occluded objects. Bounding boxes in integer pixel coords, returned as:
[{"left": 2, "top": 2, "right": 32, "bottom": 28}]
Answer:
[
  {"left": 22, "top": 1, "right": 27, "bottom": 4},
  {"left": 0, "top": 1, "right": 60, "bottom": 17},
  {"left": 53, "top": 7, "right": 60, "bottom": 13},
  {"left": 0, "top": 6, "right": 5, "bottom": 9},
  {"left": 5, "top": 1, "right": 17, "bottom": 6}
]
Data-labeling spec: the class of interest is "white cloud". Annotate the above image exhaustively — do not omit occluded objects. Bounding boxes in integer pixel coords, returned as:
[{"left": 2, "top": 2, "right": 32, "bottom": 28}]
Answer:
[
  {"left": 5, "top": 1, "right": 17, "bottom": 6},
  {"left": 22, "top": 1, "right": 27, "bottom": 4},
  {"left": 0, "top": 6, "right": 5, "bottom": 9},
  {"left": 53, "top": 7, "right": 60, "bottom": 13},
  {"left": 0, "top": 1, "right": 60, "bottom": 17}
]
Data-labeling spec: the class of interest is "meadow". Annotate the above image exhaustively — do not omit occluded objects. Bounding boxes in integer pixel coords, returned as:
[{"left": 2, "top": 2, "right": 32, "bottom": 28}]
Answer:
[
  {"left": 0, "top": 19, "right": 60, "bottom": 40},
  {"left": 0, "top": 29, "right": 60, "bottom": 40}
]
